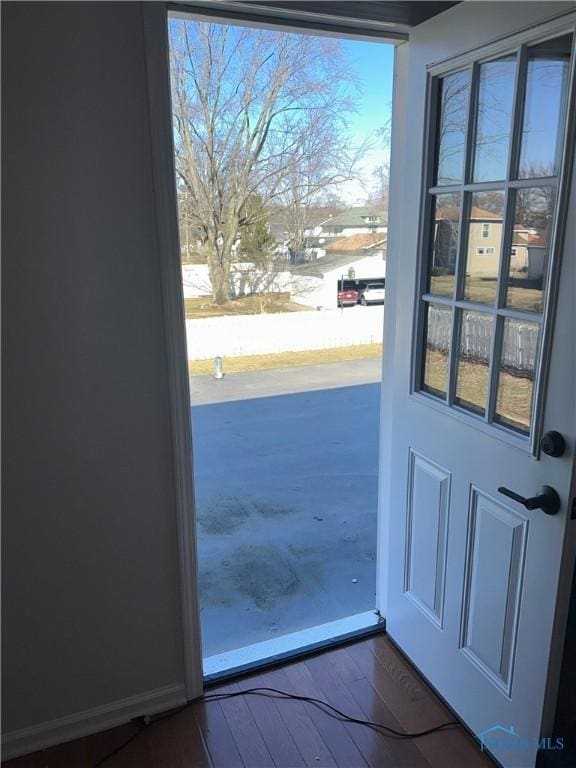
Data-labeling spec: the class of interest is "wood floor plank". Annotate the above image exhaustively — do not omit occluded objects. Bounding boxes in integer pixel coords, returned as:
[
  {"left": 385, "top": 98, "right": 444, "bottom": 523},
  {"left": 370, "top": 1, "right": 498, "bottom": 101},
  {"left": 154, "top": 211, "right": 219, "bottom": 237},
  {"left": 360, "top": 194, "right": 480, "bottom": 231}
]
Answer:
[
  {"left": 345, "top": 675, "right": 432, "bottom": 768},
  {"left": 282, "top": 659, "right": 368, "bottom": 768},
  {"left": 346, "top": 638, "right": 448, "bottom": 727},
  {"left": 192, "top": 698, "right": 245, "bottom": 768},
  {"left": 347, "top": 637, "right": 494, "bottom": 768},
  {"left": 8, "top": 737, "right": 89, "bottom": 768},
  {"left": 233, "top": 672, "right": 306, "bottom": 768},
  {"left": 148, "top": 707, "right": 213, "bottom": 768},
  {"left": 304, "top": 653, "right": 428, "bottom": 768},
  {"left": 1, "top": 752, "right": 44, "bottom": 768},
  {"left": 367, "top": 637, "right": 435, "bottom": 707},
  {"left": 82, "top": 723, "right": 140, "bottom": 768},
  {"left": 2, "top": 636, "right": 495, "bottom": 768},
  {"left": 102, "top": 729, "right": 156, "bottom": 768},
  {"left": 213, "top": 681, "right": 275, "bottom": 768},
  {"left": 256, "top": 666, "right": 338, "bottom": 768},
  {"left": 313, "top": 645, "right": 366, "bottom": 684}
]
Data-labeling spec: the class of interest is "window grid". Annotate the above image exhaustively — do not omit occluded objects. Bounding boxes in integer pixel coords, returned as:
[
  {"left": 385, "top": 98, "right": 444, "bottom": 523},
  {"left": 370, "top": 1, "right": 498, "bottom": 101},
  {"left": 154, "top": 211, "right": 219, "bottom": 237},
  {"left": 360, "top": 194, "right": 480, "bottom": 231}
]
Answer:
[{"left": 416, "top": 37, "right": 570, "bottom": 439}]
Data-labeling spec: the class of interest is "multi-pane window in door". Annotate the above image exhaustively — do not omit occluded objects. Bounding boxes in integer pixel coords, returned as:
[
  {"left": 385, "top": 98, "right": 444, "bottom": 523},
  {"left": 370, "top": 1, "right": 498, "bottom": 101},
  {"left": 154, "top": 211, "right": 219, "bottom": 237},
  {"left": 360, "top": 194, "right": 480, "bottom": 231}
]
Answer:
[{"left": 419, "top": 33, "right": 573, "bottom": 436}]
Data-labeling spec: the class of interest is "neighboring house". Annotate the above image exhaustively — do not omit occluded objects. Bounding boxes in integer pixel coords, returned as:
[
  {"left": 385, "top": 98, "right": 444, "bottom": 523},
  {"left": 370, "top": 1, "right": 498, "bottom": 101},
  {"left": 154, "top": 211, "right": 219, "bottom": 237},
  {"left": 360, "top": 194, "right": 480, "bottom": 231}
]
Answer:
[
  {"left": 463, "top": 205, "right": 503, "bottom": 278},
  {"left": 326, "top": 232, "right": 387, "bottom": 254},
  {"left": 291, "top": 233, "right": 386, "bottom": 309},
  {"left": 435, "top": 205, "right": 549, "bottom": 283},
  {"left": 511, "top": 228, "right": 549, "bottom": 280},
  {"left": 300, "top": 235, "right": 329, "bottom": 260},
  {"left": 267, "top": 206, "right": 344, "bottom": 262},
  {"left": 297, "top": 207, "right": 388, "bottom": 262},
  {"left": 316, "top": 206, "right": 387, "bottom": 238}
]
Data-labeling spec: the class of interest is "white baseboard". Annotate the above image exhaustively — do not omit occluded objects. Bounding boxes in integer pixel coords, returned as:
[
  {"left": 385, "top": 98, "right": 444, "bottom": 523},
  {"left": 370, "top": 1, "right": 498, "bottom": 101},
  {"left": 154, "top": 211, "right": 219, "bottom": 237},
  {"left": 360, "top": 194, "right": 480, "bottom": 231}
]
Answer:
[{"left": 1, "top": 683, "right": 187, "bottom": 761}]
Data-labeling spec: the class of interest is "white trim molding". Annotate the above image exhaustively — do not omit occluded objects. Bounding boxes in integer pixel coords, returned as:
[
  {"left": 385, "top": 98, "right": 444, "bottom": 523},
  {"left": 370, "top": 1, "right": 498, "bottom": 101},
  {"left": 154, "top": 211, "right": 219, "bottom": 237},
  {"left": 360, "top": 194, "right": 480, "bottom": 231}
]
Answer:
[
  {"left": 1, "top": 684, "right": 187, "bottom": 761},
  {"left": 142, "top": 2, "right": 204, "bottom": 701},
  {"left": 168, "top": 1, "right": 409, "bottom": 42}
]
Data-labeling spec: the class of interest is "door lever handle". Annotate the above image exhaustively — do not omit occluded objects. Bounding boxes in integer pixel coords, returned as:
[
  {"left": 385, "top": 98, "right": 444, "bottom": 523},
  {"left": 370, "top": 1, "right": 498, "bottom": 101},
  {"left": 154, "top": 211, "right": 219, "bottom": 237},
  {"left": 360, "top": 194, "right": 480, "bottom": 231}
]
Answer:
[{"left": 498, "top": 485, "right": 560, "bottom": 516}]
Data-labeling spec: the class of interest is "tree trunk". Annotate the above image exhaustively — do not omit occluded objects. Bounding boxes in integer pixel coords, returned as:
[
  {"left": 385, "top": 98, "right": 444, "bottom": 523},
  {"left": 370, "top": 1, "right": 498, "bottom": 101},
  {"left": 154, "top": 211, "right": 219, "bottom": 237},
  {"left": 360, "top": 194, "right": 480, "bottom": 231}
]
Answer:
[
  {"left": 212, "top": 271, "right": 229, "bottom": 305},
  {"left": 206, "top": 230, "right": 235, "bottom": 305}
]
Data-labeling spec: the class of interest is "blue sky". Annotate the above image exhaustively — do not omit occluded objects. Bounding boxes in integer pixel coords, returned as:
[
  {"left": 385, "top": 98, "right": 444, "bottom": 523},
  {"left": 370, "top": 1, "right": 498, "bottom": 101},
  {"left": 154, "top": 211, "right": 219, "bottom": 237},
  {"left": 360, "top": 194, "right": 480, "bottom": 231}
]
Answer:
[
  {"left": 339, "top": 39, "right": 394, "bottom": 203},
  {"left": 342, "top": 39, "right": 394, "bottom": 138}
]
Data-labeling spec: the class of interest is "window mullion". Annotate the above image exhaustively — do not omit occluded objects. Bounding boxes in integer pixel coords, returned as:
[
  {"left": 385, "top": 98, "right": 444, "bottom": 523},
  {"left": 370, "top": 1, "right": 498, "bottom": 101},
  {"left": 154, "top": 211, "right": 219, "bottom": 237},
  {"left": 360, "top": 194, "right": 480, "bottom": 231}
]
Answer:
[
  {"left": 486, "top": 46, "right": 526, "bottom": 424},
  {"left": 447, "top": 63, "right": 478, "bottom": 406},
  {"left": 428, "top": 184, "right": 461, "bottom": 195},
  {"left": 414, "top": 72, "right": 441, "bottom": 395},
  {"left": 456, "top": 60, "right": 479, "bottom": 301},
  {"left": 507, "top": 46, "right": 527, "bottom": 183},
  {"left": 463, "top": 62, "right": 479, "bottom": 185},
  {"left": 509, "top": 177, "right": 559, "bottom": 190},
  {"left": 447, "top": 307, "right": 460, "bottom": 408},
  {"left": 486, "top": 316, "right": 504, "bottom": 424}
]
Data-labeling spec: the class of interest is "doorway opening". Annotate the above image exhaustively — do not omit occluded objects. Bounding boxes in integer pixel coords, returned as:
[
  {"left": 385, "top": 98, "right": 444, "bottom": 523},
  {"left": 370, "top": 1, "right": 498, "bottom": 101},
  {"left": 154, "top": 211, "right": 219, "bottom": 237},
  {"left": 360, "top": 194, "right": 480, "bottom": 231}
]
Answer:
[{"left": 168, "top": 10, "right": 393, "bottom": 677}]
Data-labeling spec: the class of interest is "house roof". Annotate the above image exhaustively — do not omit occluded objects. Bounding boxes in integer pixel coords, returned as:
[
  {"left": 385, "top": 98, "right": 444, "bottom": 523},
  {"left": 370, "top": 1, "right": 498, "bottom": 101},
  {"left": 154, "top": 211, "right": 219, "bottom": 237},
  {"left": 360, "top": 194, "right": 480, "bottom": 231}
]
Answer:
[
  {"left": 512, "top": 229, "right": 547, "bottom": 246},
  {"left": 470, "top": 206, "right": 502, "bottom": 221},
  {"left": 320, "top": 206, "right": 387, "bottom": 229},
  {"left": 436, "top": 205, "right": 502, "bottom": 222},
  {"left": 267, "top": 206, "right": 345, "bottom": 238},
  {"left": 326, "top": 233, "right": 387, "bottom": 252},
  {"left": 291, "top": 250, "right": 385, "bottom": 278}
]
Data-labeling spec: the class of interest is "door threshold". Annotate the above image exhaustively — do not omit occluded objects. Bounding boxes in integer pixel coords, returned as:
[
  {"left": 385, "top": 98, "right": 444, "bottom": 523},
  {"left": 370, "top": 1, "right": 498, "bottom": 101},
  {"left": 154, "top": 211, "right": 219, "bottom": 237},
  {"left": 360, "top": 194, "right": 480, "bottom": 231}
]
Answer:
[{"left": 203, "top": 610, "right": 384, "bottom": 684}]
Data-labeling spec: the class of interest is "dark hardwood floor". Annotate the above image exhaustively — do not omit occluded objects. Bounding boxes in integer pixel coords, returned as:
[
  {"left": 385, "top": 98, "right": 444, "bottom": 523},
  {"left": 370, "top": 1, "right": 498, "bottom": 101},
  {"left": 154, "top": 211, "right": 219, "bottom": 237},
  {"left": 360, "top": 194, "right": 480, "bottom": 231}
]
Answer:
[{"left": 4, "top": 634, "right": 495, "bottom": 768}]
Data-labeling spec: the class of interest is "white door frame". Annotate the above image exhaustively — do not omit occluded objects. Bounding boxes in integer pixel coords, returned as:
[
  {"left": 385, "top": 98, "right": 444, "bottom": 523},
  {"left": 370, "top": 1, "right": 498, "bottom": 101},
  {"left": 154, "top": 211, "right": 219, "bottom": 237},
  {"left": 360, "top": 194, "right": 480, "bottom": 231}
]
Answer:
[
  {"left": 143, "top": 2, "right": 204, "bottom": 701},
  {"left": 142, "top": 0, "right": 409, "bottom": 696},
  {"left": 375, "top": 41, "right": 405, "bottom": 618}
]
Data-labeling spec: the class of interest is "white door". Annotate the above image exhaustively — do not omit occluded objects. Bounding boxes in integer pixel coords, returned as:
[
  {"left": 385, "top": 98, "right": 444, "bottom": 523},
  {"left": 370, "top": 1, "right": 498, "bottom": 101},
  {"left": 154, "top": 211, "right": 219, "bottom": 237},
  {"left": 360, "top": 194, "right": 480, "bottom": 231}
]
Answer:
[{"left": 383, "top": 6, "right": 576, "bottom": 767}]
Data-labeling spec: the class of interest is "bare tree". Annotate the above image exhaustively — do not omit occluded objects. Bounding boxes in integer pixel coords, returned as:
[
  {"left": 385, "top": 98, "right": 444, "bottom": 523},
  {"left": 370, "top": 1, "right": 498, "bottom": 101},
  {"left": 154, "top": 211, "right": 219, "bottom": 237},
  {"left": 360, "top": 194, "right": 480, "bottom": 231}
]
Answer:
[
  {"left": 368, "top": 118, "right": 391, "bottom": 211},
  {"left": 170, "top": 19, "right": 364, "bottom": 304}
]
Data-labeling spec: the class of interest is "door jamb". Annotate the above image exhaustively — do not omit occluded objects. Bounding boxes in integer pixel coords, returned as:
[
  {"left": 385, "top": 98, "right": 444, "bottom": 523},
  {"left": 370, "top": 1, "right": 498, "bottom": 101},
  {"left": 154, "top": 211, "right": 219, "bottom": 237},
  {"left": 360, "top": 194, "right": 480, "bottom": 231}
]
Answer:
[
  {"left": 142, "top": 0, "right": 406, "bottom": 693},
  {"left": 142, "top": 2, "right": 204, "bottom": 701}
]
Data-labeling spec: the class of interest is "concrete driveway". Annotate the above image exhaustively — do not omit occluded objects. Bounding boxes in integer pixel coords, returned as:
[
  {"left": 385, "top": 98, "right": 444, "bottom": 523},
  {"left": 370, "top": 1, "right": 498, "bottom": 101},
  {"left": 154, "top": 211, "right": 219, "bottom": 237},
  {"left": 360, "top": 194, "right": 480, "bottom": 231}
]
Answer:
[{"left": 190, "top": 358, "right": 381, "bottom": 657}]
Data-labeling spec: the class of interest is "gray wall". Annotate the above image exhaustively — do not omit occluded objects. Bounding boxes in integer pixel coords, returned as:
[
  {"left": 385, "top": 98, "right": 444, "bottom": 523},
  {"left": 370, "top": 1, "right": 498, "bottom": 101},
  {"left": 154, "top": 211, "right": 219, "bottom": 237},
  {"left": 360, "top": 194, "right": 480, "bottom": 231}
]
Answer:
[{"left": 2, "top": 1, "right": 186, "bottom": 732}]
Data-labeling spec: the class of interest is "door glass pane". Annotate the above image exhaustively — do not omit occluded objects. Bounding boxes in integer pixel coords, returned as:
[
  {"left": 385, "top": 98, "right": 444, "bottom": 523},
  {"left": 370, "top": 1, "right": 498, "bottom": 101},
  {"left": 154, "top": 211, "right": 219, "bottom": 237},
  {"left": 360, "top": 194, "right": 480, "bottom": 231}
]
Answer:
[
  {"left": 518, "top": 35, "right": 572, "bottom": 179},
  {"left": 506, "top": 187, "right": 556, "bottom": 312},
  {"left": 428, "top": 193, "right": 461, "bottom": 296},
  {"left": 463, "top": 190, "right": 505, "bottom": 304},
  {"left": 455, "top": 310, "right": 494, "bottom": 415},
  {"left": 495, "top": 318, "right": 540, "bottom": 433},
  {"left": 422, "top": 303, "right": 452, "bottom": 398},
  {"left": 419, "top": 34, "right": 570, "bottom": 440},
  {"left": 435, "top": 69, "right": 471, "bottom": 185},
  {"left": 472, "top": 55, "right": 517, "bottom": 182}
]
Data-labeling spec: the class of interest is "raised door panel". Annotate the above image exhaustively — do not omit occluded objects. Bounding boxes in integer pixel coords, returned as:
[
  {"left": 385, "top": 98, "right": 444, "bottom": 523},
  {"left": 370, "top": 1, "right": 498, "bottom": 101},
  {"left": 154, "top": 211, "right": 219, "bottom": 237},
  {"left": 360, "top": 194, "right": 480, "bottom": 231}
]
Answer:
[
  {"left": 404, "top": 451, "right": 451, "bottom": 627},
  {"left": 460, "top": 489, "right": 529, "bottom": 696}
]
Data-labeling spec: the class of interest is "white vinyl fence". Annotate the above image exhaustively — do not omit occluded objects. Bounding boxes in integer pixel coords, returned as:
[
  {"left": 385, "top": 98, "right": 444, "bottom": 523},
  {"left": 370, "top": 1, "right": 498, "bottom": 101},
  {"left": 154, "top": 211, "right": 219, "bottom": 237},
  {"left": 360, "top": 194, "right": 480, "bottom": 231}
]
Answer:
[
  {"left": 181, "top": 264, "right": 293, "bottom": 298},
  {"left": 427, "top": 306, "right": 538, "bottom": 372},
  {"left": 185, "top": 307, "right": 384, "bottom": 360}
]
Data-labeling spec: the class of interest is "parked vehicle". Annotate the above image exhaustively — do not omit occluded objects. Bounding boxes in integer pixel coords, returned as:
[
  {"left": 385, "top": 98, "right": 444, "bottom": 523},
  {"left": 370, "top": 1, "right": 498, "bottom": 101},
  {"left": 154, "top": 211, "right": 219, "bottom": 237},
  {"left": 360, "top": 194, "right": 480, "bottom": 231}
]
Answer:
[
  {"left": 338, "top": 288, "right": 359, "bottom": 307},
  {"left": 360, "top": 283, "right": 385, "bottom": 305}
]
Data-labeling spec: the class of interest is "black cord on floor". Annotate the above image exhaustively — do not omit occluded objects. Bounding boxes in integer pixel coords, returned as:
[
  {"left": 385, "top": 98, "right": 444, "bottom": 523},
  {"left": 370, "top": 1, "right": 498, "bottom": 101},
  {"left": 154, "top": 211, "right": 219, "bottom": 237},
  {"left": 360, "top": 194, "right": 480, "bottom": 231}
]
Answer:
[{"left": 94, "top": 686, "right": 459, "bottom": 766}]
